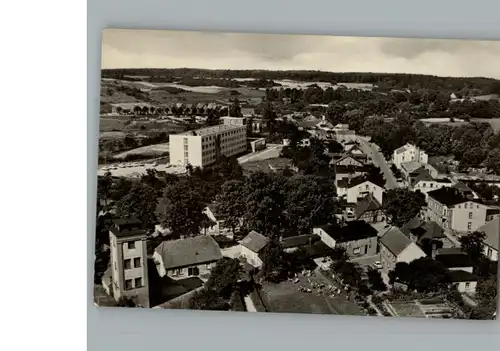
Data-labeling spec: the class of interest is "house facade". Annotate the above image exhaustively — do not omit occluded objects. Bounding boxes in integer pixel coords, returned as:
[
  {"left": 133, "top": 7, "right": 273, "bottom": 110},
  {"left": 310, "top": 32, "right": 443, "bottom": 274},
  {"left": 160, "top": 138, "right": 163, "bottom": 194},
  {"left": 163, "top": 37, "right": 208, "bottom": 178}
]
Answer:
[
  {"left": 314, "top": 221, "right": 378, "bottom": 258},
  {"left": 169, "top": 124, "right": 247, "bottom": 168},
  {"left": 153, "top": 236, "right": 223, "bottom": 280},
  {"left": 477, "top": 217, "right": 499, "bottom": 261},
  {"left": 108, "top": 217, "right": 150, "bottom": 307},
  {"left": 337, "top": 177, "right": 385, "bottom": 204},
  {"left": 354, "top": 193, "right": 384, "bottom": 223},
  {"left": 379, "top": 227, "right": 427, "bottom": 275},
  {"left": 413, "top": 178, "right": 453, "bottom": 196},
  {"left": 393, "top": 143, "right": 429, "bottom": 170},
  {"left": 426, "top": 187, "right": 499, "bottom": 233},
  {"left": 238, "top": 231, "right": 269, "bottom": 268}
]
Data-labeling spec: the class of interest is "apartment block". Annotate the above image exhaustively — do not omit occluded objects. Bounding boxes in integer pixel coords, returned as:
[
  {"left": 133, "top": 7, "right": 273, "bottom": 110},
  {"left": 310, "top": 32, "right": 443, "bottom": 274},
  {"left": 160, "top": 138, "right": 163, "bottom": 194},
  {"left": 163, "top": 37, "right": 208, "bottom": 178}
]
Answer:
[{"left": 169, "top": 124, "right": 247, "bottom": 168}]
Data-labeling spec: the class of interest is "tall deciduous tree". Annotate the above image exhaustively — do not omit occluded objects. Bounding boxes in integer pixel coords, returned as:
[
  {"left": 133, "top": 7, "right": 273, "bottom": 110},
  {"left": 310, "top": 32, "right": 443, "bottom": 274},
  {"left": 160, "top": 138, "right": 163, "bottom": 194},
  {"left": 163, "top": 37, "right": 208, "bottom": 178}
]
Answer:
[
  {"left": 115, "top": 183, "right": 158, "bottom": 232},
  {"left": 460, "top": 231, "right": 486, "bottom": 264},
  {"left": 157, "top": 179, "right": 206, "bottom": 237},
  {"left": 205, "top": 257, "right": 243, "bottom": 299},
  {"left": 214, "top": 180, "right": 246, "bottom": 235},
  {"left": 383, "top": 188, "right": 426, "bottom": 228}
]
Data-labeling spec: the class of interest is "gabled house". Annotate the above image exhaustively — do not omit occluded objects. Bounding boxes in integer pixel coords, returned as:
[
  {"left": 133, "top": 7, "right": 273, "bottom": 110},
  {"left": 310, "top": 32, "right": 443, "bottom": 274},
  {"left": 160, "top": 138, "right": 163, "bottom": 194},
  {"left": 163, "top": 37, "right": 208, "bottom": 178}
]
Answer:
[
  {"left": 280, "top": 234, "right": 321, "bottom": 253},
  {"left": 353, "top": 193, "right": 384, "bottom": 223},
  {"left": 412, "top": 176, "right": 453, "bottom": 197},
  {"left": 435, "top": 253, "right": 474, "bottom": 273},
  {"left": 331, "top": 154, "right": 365, "bottom": 167},
  {"left": 379, "top": 227, "right": 427, "bottom": 275},
  {"left": 336, "top": 176, "right": 385, "bottom": 204},
  {"left": 333, "top": 165, "right": 371, "bottom": 182},
  {"left": 477, "top": 217, "right": 499, "bottom": 261},
  {"left": 393, "top": 143, "right": 428, "bottom": 170},
  {"left": 238, "top": 231, "right": 269, "bottom": 268},
  {"left": 153, "top": 236, "right": 223, "bottom": 280},
  {"left": 448, "top": 270, "right": 479, "bottom": 295},
  {"left": 313, "top": 221, "right": 378, "bottom": 258},
  {"left": 401, "top": 217, "right": 452, "bottom": 249}
]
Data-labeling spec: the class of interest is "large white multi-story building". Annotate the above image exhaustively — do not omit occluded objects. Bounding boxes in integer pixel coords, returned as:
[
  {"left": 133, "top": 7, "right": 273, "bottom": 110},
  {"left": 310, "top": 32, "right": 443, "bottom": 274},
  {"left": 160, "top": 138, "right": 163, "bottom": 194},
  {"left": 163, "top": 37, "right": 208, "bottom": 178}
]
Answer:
[
  {"left": 169, "top": 124, "right": 247, "bottom": 168},
  {"left": 393, "top": 143, "right": 429, "bottom": 170}
]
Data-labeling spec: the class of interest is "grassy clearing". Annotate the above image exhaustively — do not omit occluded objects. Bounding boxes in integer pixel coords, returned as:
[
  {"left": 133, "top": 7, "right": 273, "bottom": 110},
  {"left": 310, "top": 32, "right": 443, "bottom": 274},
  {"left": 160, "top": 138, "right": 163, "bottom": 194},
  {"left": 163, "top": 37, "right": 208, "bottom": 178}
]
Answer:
[{"left": 387, "top": 301, "right": 425, "bottom": 318}]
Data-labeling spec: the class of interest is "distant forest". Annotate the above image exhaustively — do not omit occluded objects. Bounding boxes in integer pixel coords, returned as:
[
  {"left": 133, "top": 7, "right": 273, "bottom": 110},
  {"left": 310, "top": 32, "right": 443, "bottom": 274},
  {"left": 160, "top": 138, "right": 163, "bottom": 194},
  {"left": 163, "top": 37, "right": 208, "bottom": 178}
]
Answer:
[{"left": 101, "top": 68, "right": 500, "bottom": 94}]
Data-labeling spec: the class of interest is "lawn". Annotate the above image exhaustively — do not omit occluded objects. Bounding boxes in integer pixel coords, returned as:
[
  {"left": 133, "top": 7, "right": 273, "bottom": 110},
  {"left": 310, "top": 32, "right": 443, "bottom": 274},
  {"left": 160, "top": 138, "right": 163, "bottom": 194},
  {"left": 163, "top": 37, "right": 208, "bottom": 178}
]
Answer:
[{"left": 259, "top": 281, "right": 336, "bottom": 315}]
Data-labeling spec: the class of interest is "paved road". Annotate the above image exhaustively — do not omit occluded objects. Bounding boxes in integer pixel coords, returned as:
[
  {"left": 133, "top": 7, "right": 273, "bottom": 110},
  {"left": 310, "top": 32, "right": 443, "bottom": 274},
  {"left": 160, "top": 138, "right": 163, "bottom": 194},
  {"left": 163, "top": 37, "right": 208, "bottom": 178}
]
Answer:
[
  {"left": 237, "top": 144, "right": 283, "bottom": 164},
  {"left": 356, "top": 137, "right": 398, "bottom": 189}
]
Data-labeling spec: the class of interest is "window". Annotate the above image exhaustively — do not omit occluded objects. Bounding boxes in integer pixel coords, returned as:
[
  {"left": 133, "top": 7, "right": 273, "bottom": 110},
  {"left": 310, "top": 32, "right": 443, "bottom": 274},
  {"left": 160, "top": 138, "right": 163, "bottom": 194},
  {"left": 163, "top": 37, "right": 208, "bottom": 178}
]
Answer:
[
  {"left": 430, "top": 183, "right": 433, "bottom": 188},
  {"left": 458, "top": 205, "right": 461, "bottom": 209},
  {"left": 184, "top": 151, "right": 189, "bottom": 157},
  {"left": 464, "top": 203, "right": 468, "bottom": 209},
  {"left": 127, "top": 241, "right": 135, "bottom": 250},
  {"left": 125, "top": 279, "right": 133, "bottom": 290},
  {"left": 124, "top": 259, "right": 132, "bottom": 269},
  {"left": 188, "top": 267, "right": 200, "bottom": 276},
  {"left": 114, "top": 262, "right": 117, "bottom": 270},
  {"left": 467, "top": 222, "right": 472, "bottom": 230},
  {"left": 353, "top": 247, "right": 361, "bottom": 255},
  {"left": 477, "top": 204, "right": 480, "bottom": 209},
  {"left": 487, "top": 248, "right": 492, "bottom": 258},
  {"left": 468, "top": 212, "right": 473, "bottom": 219},
  {"left": 134, "top": 278, "right": 142, "bottom": 288},
  {"left": 134, "top": 258, "right": 141, "bottom": 268},
  {"left": 465, "top": 282, "right": 470, "bottom": 289}
]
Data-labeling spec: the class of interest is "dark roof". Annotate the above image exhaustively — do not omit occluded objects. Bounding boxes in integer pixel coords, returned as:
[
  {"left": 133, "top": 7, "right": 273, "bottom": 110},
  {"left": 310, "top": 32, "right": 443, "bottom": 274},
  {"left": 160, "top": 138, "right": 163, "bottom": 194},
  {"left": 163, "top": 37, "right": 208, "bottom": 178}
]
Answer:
[
  {"left": 355, "top": 193, "right": 382, "bottom": 218},
  {"left": 379, "top": 227, "right": 413, "bottom": 256},
  {"left": 435, "top": 253, "right": 473, "bottom": 269},
  {"left": 337, "top": 176, "right": 380, "bottom": 189},
  {"left": 109, "top": 217, "right": 147, "bottom": 238},
  {"left": 154, "top": 236, "right": 223, "bottom": 270},
  {"left": 411, "top": 170, "right": 434, "bottom": 186},
  {"left": 418, "top": 221, "right": 445, "bottom": 242},
  {"left": 401, "top": 216, "right": 424, "bottom": 237},
  {"left": 437, "top": 247, "right": 463, "bottom": 256},
  {"left": 317, "top": 221, "right": 377, "bottom": 242},
  {"left": 303, "top": 241, "right": 334, "bottom": 259},
  {"left": 448, "top": 270, "right": 480, "bottom": 283},
  {"left": 334, "top": 165, "right": 372, "bottom": 174},
  {"left": 427, "top": 187, "right": 469, "bottom": 207},
  {"left": 477, "top": 217, "right": 499, "bottom": 250},
  {"left": 452, "top": 182, "right": 475, "bottom": 193},
  {"left": 281, "top": 234, "right": 320, "bottom": 249},
  {"left": 240, "top": 231, "right": 269, "bottom": 253}
]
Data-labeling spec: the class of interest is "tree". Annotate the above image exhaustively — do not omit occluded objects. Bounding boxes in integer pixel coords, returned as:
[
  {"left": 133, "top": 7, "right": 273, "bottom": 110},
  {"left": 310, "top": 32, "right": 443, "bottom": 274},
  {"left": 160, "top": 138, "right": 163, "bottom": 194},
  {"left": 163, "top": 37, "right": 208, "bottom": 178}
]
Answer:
[
  {"left": 366, "top": 165, "right": 385, "bottom": 187},
  {"left": 97, "top": 171, "right": 114, "bottom": 208},
  {"left": 389, "top": 257, "right": 450, "bottom": 293},
  {"left": 115, "top": 183, "right": 158, "bottom": 232},
  {"left": 459, "top": 231, "right": 486, "bottom": 264},
  {"left": 326, "top": 140, "right": 343, "bottom": 153},
  {"left": 262, "top": 102, "right": 277, "bottom": 134},
  {"left": 188, "top": 289, "right": 229, "bottom": 311},
  {"left": 140, "top": 169, "right": 165, "bottom": 194},
  {"left": 367, "top": 268, "right": 387, "bottom": 291},
  {"left": 214, "top": 180, "right": 246, "bottom": 235},
  {"left": 260, "top": 239, "right": 290, "bottom": 282},
  {"left": 205, "top": 257, "right": 243, "bottom": 298},
  {"left": 157, "top": 179, "right": 206, "bottom": 236},
  {"left": 383, "top": 188, "right": 426, "bottom": 228},
  {"left": 484, "top": 149, "right": 500, "bottom": 174}
]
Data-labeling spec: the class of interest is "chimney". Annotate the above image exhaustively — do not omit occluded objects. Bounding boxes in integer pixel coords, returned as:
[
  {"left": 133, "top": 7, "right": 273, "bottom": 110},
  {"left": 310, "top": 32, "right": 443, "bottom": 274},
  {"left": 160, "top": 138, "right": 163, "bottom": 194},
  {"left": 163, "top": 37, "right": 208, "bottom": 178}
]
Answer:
[{"left": 431, "top": 242, "right": 437, "bottom": 259}]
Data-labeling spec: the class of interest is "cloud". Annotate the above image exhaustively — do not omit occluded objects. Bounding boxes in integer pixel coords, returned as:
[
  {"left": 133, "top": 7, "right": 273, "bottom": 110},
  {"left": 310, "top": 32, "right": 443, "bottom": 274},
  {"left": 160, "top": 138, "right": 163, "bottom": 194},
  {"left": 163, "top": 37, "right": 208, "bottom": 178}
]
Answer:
[{"left": 101, "top": 28, "right": 500, "bottom": 79}]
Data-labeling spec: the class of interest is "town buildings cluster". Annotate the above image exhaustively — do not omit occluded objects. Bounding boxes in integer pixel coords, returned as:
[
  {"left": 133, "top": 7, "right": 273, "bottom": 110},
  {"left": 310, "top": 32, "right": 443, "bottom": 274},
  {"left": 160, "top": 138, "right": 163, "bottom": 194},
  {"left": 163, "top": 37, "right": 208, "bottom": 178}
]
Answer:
[{"left": 96, "top": 95, "right": 498, "bottom": 319}]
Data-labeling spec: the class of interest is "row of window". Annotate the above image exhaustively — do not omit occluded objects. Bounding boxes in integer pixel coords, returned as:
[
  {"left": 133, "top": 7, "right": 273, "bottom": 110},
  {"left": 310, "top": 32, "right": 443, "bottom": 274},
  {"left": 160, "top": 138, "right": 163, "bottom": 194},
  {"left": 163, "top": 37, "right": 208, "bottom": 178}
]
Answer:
[
  {"left": 114, "top": 240, "right": 136, "bottom": 249},
  {"left": 125, "top": 277, "right": 142, "bottom": 290},
  {"left": 124, "top": 257, "right": 141, "bottom": 269},
  {"left": 458, "top": 203, "right": 480, "bottom": 209},
  {"left": 201, "top": 129, "right": 245, "bottom": 143}
]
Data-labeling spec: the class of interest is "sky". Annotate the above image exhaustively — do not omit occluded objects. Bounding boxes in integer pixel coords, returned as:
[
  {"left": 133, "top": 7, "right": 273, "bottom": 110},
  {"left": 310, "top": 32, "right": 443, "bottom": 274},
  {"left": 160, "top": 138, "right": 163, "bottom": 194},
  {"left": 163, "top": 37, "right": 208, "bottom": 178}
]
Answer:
[{"left": 102, "top": 29, "right": 500, "bottom": 79}]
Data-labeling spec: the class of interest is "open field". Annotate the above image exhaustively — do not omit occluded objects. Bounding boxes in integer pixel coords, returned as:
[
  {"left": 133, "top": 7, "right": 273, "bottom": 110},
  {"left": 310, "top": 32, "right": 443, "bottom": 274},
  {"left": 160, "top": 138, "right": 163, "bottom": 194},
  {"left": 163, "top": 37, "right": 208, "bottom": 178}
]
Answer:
[
  {"left": 114, "top": 143, "right": 169, "bottom": 159},
  {"left": 257, "top": 270, "right": 364, "bottom": 315},
  {"left": 259, "top": 281, "right": 337, "bottom": 315}
]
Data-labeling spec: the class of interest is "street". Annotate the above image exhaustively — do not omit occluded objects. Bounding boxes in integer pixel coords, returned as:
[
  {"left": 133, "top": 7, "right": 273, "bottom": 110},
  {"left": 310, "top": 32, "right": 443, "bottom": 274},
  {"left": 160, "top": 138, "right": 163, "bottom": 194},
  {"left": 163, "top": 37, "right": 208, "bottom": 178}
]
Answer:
[
  {"left": 237, "top": 144, "right": 283, "bottom": 164},
  {"left": 356, "top": 137, "right": 398, "bottom": 189}
]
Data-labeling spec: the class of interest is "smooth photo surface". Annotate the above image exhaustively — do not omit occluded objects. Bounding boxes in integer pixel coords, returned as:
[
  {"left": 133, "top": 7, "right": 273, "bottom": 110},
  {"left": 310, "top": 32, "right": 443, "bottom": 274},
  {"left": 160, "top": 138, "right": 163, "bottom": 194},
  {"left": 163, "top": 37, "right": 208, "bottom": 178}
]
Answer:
[{"left": 94, "top": 28, "right": 499, "bottom": 320}]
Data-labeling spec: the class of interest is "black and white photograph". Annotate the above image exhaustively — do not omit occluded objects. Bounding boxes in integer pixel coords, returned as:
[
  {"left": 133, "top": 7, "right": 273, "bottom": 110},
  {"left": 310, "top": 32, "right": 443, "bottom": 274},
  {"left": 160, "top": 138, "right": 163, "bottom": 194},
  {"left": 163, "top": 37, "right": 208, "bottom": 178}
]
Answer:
[{"left": 94, "top": 28, "right": 499, "bottom": 320}]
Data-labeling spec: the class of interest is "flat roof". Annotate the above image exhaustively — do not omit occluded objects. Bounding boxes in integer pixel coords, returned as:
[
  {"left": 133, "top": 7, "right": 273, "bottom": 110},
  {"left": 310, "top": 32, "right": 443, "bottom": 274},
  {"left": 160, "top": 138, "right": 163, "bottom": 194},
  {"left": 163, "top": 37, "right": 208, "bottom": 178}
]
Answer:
[{"left": 176, "top": 124, "right": 246, "bottom": 137}]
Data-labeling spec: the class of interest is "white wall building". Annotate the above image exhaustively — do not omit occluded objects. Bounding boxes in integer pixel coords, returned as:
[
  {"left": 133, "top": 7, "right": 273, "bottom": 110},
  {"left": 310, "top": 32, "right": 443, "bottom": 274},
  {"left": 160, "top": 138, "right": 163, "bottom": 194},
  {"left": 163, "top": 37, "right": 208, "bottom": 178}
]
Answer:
[
  {"left": 393, "top": 143, "right": 429, "bottom": 170},
  {"left": 169, "top": 124, "right": 247, "bottom": 168},
  {"left": 336, "top": 177, "right": 385, "bottom": 204}
]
